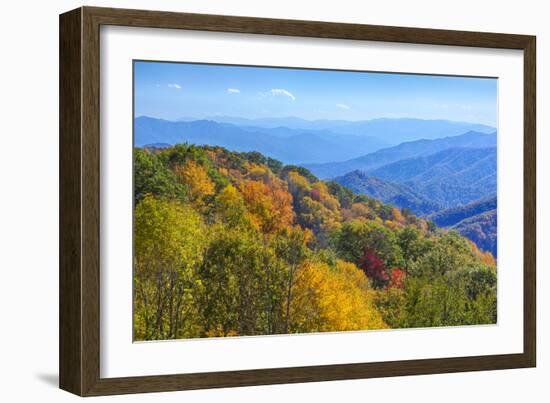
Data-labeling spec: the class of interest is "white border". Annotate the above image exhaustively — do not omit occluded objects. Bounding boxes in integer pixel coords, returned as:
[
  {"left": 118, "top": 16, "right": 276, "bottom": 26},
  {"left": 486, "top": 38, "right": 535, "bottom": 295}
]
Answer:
[{"left": 100, "top": 25, "right": 524, "bottom": 378}]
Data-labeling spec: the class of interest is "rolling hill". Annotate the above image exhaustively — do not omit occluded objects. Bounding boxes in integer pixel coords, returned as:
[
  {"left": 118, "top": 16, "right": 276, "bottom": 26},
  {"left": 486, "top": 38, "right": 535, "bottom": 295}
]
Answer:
[
  {"left": 305, "top": 131, "right": 497, "bottom": 179},
  {"left": 367, "top": 147, "right": 496, "bottom": 208},
  {"left": 334, "top": 152, "right": 497, "bottom": 216},
  {"left": 429, "top": 196, "right": 497, "bottom": 227},
  {"left": 334, "top": 171, "right": 441, "bottom": 215},
  {"left": 452, "top": 210, "right": 497, "bottom": 257},
  {"left": 428, "top": 196, "right": 497, "bottom": 256}
]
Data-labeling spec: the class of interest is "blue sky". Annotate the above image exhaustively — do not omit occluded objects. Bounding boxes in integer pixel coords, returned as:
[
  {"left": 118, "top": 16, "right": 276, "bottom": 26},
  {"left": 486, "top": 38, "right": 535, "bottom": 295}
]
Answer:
[{"left": 134, "top": 61, "right": 497, "bottom": 126}]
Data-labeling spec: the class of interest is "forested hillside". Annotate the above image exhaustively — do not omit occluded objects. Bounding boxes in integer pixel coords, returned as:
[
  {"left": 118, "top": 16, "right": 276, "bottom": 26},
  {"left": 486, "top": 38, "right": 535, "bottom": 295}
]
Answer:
[
  {"left": 133, "top": 144, "right": 497, "bottom": 341},
  {"left": 368, "top": 147, "right": 496, "bottom": 208},
  {"left": 429, "top": 196, "right": 497, "bottom": 227},
  {"left": 334, "top": 171, "right": 441, "bottom": 215},
  {"left": 430, "top": 196, "right": 497, "bottom": 256},
  {"left": 452, "top": 211, "right": 497, "bottom": 257}
]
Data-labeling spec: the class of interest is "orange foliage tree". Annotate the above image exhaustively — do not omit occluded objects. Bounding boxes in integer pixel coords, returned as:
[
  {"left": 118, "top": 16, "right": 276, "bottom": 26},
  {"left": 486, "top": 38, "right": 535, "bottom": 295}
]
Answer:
[
  {"left": 174, "top": 160, "right": 215, "bottom": 205},
  {"left": 240, "top": 179, "right": 294, "bottom": 233}
]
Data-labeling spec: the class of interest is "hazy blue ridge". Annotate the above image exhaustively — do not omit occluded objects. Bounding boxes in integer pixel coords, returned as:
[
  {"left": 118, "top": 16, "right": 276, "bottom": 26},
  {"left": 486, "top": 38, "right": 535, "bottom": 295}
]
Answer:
[
  {"left": 332, "top": 146, "right": 496, "bottom": 214},
  {"left": 334, "top": 171, "right": 441, "bottom": 215},
  {"left": 135, "top": 116, "right": 388, "bottom": 164},
  {"left": 187, "top": 116, "right": 495, "bottom": 144},
  {"left": 304, "top": 130, "right": 497, "bottom": 179},
  {"left": 428, "top": 196, "right": 497, "bottom": 227},
  {"left": 367, "top": 147, "right": 496, "bottom": 208}
]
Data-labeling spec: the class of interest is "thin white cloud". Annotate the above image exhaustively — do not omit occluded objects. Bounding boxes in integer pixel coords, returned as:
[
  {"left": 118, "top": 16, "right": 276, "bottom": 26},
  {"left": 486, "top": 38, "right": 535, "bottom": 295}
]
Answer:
[
  {"left": 270, "top": 88, "right": 296, "bottom": 101},
  {"left": 167, "top": 83, "right": 182, "bottom": 89},
  {"left": 336, "top": 103, "right": 351, "bottom": 110},
  {"left": 227, "top": 88, "right": 240, "bottom": 93}
]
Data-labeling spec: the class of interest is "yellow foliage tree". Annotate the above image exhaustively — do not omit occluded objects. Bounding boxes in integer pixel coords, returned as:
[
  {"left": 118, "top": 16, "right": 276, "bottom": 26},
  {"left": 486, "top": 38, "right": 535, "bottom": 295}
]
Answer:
[
  {"left": 290, "top": 260, "right": 387, "bottom": 333},
  {"left": 214, "top": 184, "right": 251, "bottom": 228},
  {"left": 343, "top": 202, "right": 373, "bottom": 222},
  {"left": 134, "top": 195, "right": 207, "bottom": 340},
  {"left": 174, "top": 160, "right": 215, "bottom": 205},
  {"left": 392, "top": 207, "right": 405, "bottom": 224},
  {"left": 311, "top": 181, "right": 340, "bottom": 211},
  {"left": 417, "top": 219, "right": 429, "bottom": 233},
  {"left": 246, "top": 162, "right": 271, "bottom": 182},
  {"left": 287, "top": 171, "right": 311, "bottom": 199}
]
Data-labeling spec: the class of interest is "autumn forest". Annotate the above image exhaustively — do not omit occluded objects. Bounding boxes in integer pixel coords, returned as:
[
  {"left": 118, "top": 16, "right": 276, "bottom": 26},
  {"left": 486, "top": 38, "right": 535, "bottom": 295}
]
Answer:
[{"left": 133, "top": 144, "right": 497, "bottom": 341}]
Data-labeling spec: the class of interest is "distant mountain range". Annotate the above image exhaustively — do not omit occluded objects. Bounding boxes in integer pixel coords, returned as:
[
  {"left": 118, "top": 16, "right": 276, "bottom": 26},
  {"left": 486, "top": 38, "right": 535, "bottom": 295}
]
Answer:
[
  {"left": 334, "top": 171, "right": 441, "bottom": 215},
  {"left": 305, "top": 131, "right": 496, "bottom": 179},
  {"left": 429, "top": 196, "right": 497, "bottom": 256},
  {"left": 181, "top": 116, "right": 495, "bottom": 145},
  {"left": 135, "top": 116, "right": 387, "bottom": 164}
]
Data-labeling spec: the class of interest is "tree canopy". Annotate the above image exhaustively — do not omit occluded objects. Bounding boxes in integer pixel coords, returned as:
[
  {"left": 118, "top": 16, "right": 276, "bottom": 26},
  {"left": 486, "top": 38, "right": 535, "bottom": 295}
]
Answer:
[{"left": 133, "top": 145, "right": 497, "bottom": 340}]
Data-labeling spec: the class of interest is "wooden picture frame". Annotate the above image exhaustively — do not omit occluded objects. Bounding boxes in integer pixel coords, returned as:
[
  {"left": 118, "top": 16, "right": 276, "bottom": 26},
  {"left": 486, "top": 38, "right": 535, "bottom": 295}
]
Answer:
[{"left": 59, "top": 6, "right": 536, "bottom": 396}]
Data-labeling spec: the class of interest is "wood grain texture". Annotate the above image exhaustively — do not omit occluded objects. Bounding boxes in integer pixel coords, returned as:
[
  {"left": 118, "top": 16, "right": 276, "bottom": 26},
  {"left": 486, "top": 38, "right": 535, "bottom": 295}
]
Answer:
[
  {"left": 523, "top": 38, "right": 537, "bottom": 367},
  {"left": 85, "top": 6, "right": 532, "bottom": 49},
  {"left": 81, "top": 6, "right": 102, "bottom": 396},
  {"left": 59, "top": 7, "right": 82, "bottom": 396},
  {"left": 59, "top": 6, "right": 537, "bottom": 396}
]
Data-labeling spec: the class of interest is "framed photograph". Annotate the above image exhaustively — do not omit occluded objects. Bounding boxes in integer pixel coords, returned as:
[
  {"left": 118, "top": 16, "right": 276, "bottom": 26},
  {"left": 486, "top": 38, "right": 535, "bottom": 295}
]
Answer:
[{"left": 59, "top": 6, "right": 536, "bottom": 396}]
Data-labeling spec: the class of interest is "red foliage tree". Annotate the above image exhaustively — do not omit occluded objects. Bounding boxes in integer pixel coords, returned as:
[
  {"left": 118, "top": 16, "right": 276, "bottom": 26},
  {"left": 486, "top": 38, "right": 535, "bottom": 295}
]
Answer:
[
  {"left": 310, "top": 188, "right": 322, "bottom": 202},
  {"left": 387, "top": 268, "right": 405, "bottom": 290},
  {"left": 358, "top": 248, "right": 389, "bottom": 288}
]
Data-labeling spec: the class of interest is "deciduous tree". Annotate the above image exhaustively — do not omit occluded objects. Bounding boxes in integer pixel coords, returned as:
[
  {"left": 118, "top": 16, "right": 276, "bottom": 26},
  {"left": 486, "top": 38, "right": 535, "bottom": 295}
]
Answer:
[{"left": 134, "top": 195, "right": 207, "bottom": 340}]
